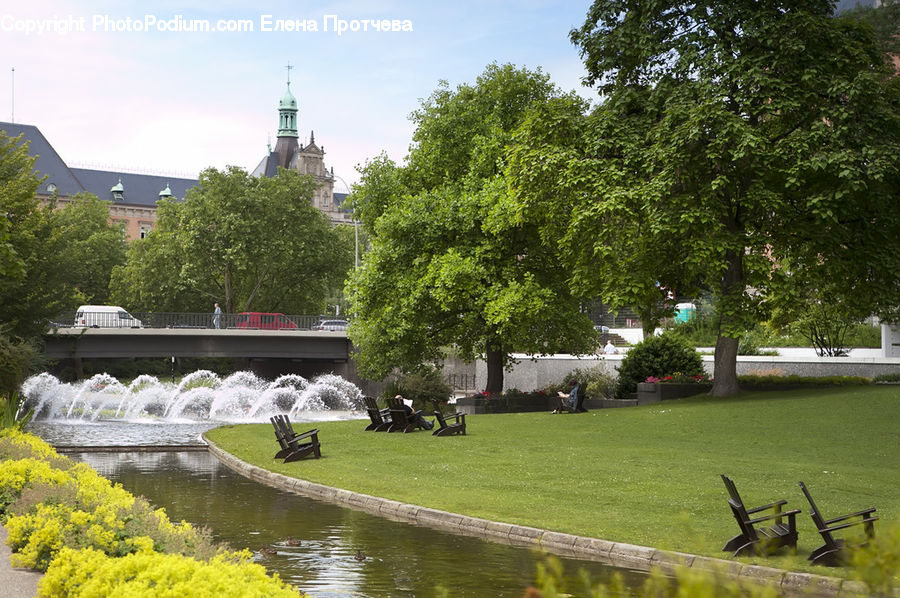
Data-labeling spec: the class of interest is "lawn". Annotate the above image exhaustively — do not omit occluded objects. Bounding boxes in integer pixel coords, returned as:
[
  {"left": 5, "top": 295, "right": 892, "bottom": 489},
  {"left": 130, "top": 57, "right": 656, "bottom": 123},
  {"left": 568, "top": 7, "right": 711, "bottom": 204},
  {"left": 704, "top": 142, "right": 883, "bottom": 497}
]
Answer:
[{"left": 205, "top": 385, "right": 899, "bottom": 572}]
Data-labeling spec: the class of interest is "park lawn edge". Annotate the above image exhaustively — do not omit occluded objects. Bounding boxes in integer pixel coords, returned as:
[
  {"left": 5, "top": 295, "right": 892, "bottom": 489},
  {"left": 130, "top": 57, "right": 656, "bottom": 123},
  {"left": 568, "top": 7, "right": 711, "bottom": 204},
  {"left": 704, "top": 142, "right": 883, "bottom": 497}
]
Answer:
[{"left": 205, "top": 386, "right": 899, "bottom": 576}]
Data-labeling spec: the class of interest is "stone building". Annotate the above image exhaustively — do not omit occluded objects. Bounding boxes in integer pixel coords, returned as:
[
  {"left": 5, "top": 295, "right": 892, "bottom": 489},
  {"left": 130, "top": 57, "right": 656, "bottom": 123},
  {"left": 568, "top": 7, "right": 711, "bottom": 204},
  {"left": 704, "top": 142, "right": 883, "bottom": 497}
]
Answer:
[
  {"left": 2, "top": 78, "right": 350, "bottom": 239},
  {"left": 1, "top": 121, "right": 196, "bottom": 241},
  {"left": 251, "top": 78, "right": 351, "bottom": 224}
]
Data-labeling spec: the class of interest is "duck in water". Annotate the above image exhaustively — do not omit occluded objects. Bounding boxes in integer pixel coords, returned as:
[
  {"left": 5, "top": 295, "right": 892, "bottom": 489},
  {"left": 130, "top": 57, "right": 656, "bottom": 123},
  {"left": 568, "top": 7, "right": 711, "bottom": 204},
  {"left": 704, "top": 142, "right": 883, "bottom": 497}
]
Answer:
[
  {"left": 259, "top": 546, "right": 277, "bottom": 557},
  {"left": 354, "top": 549, "right": 366, "bottom": 561},
  {"left": 284, "top": 537, "right": 301, "bottom": 546}
]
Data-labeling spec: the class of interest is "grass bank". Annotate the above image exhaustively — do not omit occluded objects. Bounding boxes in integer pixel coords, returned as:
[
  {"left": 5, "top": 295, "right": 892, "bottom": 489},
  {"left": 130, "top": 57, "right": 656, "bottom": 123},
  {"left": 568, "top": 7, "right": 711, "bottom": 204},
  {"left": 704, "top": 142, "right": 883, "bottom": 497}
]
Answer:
[{"left": 205, "top": 386, "right": 899, "bottom": 573}]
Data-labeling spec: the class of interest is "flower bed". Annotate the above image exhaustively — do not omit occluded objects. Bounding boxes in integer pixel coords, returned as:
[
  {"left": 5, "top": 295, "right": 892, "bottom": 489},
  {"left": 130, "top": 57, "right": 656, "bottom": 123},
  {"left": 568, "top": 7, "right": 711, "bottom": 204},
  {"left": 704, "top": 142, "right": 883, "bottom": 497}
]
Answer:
[{"left": 0, "top": 429, "right": 303, "bottom": 597}]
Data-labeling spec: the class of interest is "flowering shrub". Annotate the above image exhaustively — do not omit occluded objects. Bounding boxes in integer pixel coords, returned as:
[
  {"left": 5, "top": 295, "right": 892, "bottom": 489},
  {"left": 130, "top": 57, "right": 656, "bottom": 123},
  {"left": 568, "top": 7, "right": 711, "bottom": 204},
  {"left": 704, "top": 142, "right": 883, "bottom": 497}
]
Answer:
[
  {"left": 39, "top": 547, "right": 303, "bottom": 597},
  {"left": 0, "top": 430, "right": 259, "bottom": 587},
  {"left": 615, "top": 333, "right": 704, "bottom": 397}
]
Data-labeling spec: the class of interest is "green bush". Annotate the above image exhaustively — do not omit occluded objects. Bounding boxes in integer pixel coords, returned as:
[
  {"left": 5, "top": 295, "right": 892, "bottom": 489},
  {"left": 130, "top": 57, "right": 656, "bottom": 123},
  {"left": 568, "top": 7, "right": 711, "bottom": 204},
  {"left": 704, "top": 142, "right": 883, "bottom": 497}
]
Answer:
[
  {"left": 874, "top": 372, "right": 900, "bottom": 383},
  {"left": 379, "top": 364, "right": 452, "bottom": 411},
  {"left": 615, "top": 333, "right": 704, "bottom": 398},
  {"left": 543, "top": 366, "right": 617, "bottom": 400},
  {"left": 737, "top": 375, "right": 873, "bottom": 387}
]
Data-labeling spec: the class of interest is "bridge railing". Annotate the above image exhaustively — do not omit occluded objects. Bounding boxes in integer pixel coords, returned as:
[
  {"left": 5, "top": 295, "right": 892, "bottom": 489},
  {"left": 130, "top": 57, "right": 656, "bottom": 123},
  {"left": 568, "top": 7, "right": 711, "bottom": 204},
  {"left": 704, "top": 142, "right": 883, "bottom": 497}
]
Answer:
[{"left": 51, "top": 312, "right": 328, "bottom": 331}]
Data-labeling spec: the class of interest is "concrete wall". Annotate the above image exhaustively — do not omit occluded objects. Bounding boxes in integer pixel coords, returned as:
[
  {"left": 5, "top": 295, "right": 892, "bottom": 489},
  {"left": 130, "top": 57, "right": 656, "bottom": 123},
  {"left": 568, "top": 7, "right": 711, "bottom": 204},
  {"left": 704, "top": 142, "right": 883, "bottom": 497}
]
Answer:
[{"left": 469, "top": 353, "right": 900, "bottom": 393}]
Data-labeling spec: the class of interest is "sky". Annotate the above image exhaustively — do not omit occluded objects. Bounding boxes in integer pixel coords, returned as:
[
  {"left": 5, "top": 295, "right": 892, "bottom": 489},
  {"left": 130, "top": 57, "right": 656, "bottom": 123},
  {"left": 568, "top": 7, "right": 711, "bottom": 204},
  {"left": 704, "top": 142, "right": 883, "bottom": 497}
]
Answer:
[{"left": 1, "top": 1, "right": 599, "bottom": 190}]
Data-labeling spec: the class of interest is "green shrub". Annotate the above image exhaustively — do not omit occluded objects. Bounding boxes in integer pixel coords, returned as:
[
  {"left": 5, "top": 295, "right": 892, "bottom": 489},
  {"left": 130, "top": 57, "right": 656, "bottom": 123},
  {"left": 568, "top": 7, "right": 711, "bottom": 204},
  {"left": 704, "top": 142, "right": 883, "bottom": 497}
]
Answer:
[
  {"left": 874, "top": 372, "right": 900, "bottom": 383},
  {"left": 614, "top": 333, "right": 704, "bottom": 398},
  {"left": 379, "top": 365, "right": 452, "bottom": 411},
  {"left": 737, "top": 375, "right": 873, "bottom": 387},
  {"left": 543, "top": 366, "right": 617, "bottom": 400}
]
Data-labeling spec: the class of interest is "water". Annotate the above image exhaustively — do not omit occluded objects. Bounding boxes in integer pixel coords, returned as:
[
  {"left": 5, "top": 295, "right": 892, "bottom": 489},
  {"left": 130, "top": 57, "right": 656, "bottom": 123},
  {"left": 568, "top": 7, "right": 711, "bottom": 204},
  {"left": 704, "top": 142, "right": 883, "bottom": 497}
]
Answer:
[
  {"left": 21, "top": 369, "right": 649, "bottom": 595},
  {"left": 20, "top": 370, "right": 365, "bottom": 426},
  {"left": 71, "top": 450, "right": 647, "bottom": 597}
]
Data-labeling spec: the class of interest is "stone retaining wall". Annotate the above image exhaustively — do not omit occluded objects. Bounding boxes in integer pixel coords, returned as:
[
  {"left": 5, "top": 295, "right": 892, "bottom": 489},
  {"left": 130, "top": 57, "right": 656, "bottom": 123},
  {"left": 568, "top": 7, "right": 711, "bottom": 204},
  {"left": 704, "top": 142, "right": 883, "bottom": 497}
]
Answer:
[
  {"left": 203, "top": 436, "right": 867, "bottom": 597},
  {"left": 470, "top": 354, "right": 900, "bottom": 394}
]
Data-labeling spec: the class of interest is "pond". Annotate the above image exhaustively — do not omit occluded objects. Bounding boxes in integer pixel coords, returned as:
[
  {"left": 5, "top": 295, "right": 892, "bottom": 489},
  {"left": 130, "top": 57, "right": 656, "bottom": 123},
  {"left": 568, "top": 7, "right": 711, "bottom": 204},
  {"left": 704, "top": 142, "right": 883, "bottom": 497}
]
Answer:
[{"left": 66, "top": 449, "right": 649, "bottom": 597}]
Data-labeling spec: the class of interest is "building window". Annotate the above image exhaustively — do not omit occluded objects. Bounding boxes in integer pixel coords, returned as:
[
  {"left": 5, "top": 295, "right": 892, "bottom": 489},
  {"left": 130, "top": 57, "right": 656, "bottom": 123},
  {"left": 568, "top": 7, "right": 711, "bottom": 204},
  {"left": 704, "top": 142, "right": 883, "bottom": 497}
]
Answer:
[{"left": 140, "top": 224, "right": 151, "bottom": 239}]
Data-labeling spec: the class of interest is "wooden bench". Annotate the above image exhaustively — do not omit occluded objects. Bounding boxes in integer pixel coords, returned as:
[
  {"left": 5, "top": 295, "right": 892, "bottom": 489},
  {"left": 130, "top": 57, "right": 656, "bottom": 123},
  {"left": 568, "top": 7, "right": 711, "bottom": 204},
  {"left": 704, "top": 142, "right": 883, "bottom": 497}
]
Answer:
[
  {"left": 799, "top": 481, "right": 878, "bottom": 566},
  {"left": 720, "top": 474, "right": 800, "bottom": 556},
  {"left": 270, "top": 415, "right": 321, "bottom": 462},
  {"left": 363, "top": 396, "right": 392, "bottom": 432},
  {"left": 432, "top": 410, "right": 466, "bottom": 436}
]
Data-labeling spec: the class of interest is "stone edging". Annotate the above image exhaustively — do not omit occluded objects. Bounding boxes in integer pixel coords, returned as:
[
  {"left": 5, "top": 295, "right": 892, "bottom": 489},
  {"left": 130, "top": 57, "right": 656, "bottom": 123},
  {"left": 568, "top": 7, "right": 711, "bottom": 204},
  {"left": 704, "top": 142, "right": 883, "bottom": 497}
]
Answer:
[{"left": 202, "top": 434, "right": 868, "bottom": 597}]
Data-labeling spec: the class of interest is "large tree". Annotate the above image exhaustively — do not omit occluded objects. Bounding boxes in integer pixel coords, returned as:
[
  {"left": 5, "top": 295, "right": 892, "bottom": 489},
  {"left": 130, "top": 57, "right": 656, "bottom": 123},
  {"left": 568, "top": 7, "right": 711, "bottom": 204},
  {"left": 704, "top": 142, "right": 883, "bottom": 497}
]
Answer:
[
  {"left": 347, "top": 64, "right": 597, "bottom": 392},
  {"left": 55, "top": 193, "right": 127, "bottom": 306},
  {"left": 111, "top": 166, "right": 352, "bottom": 314},
  {"left": 0, "top": 132, "right": 80, "bottom": 337},
  {"left": 509, "top": 2, "right": 900, "bottom": 395}
]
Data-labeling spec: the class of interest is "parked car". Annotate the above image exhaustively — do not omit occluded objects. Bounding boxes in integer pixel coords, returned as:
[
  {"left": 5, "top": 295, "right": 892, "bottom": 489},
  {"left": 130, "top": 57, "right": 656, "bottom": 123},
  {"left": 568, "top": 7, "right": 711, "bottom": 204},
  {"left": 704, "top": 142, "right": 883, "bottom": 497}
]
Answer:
[
  {"left": 74, "top": 305, "right": 143, "bottom": 328},
  {"left": 315, "top": 319, "right": 349, "bottom": 331},
  {"left": 234, "top": 312, "right": 298, "bottom": 330},
  {"left": 594, "top": 324, "right": 610, "bottom": 333}
]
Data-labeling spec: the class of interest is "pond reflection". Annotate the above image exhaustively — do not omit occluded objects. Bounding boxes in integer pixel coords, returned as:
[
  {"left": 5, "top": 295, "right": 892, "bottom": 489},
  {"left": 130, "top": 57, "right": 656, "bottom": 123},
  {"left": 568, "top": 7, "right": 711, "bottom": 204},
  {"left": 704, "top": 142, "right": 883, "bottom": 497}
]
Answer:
[{"left": 73, "top": 451, "right": 648, "bottom": 597}]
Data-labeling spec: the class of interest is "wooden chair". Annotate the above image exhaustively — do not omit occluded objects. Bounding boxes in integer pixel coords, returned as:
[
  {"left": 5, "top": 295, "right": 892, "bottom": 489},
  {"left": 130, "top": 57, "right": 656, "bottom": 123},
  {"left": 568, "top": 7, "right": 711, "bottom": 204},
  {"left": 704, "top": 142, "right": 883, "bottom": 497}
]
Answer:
[
  {"left": 270, "top": 415, "right": 321, "bottom": 462},
  {"left": 385, "top": 397, "right": 427, "bottom": 433},
  {"left": 798, "top": 481, "right": 877, "bottom": 566},
  {"left": 363, "top": 396, "right": 392, "bottom": 432},
  {"left": 720, "top": 474, "right": 800, "bottom": 556},
  {"left": 432, "top": 410, "right": 466, "bottom": 436},
  {"left": 554, "top": 382, "right": 587, "bottom": 413}
]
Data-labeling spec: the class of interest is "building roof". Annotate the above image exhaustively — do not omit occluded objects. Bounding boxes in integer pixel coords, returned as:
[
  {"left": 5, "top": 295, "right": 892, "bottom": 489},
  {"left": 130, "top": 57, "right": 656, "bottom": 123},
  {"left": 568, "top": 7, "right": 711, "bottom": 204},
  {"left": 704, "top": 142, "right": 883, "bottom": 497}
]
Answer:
[
  {"left": 1, "top": 121, "right": 197, "bottom": 207},
  {"left": 1, "top": 121, "right": 86, "bottom": 197},
  {"left": 70, "top": 168, "right": 196, "bottom": 206}
]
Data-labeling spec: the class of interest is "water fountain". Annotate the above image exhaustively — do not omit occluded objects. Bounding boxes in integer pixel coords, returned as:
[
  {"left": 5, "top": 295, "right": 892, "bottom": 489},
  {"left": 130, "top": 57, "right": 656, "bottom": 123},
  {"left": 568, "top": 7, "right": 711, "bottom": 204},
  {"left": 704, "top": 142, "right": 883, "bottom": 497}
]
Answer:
[{"left": 20, "top": 370, "right": 365, "bottom": 446}]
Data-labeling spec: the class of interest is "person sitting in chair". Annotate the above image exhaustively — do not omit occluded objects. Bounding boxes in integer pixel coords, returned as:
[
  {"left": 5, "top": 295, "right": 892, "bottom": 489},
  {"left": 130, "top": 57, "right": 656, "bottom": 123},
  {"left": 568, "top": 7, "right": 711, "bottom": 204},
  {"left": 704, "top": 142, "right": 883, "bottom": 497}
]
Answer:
[
  {"left": 395, "top": 395, "right": 434, "bottom": 430},
  {"left": 553, "top": 379, "right": 581, "bottom": 413}
]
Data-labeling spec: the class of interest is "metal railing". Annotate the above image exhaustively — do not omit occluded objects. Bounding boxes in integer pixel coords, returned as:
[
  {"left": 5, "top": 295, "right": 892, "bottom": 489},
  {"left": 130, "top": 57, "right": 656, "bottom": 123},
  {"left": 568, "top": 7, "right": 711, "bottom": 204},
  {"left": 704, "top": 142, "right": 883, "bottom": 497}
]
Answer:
[{"left": 52, "top": 311, "right": 331, "bottom": 331}]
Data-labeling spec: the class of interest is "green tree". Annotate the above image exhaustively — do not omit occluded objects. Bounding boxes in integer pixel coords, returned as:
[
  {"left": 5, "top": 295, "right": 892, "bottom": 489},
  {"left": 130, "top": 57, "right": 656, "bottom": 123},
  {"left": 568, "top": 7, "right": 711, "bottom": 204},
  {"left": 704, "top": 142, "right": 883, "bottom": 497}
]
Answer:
[
  {"left": 510, "top": 2, "right": 900, "bottom": 396},
  {"left": 0, "top": 132, "right": 79, "bottom": 338},
  {"left": 347, "top": 64, "right": 597, "bottom": 393},
  {"left": 111, "top": 166, "right": 352, "bottom": 314},
  {"left": 55, "top": 193, "right": 127, "bottom": 306}
]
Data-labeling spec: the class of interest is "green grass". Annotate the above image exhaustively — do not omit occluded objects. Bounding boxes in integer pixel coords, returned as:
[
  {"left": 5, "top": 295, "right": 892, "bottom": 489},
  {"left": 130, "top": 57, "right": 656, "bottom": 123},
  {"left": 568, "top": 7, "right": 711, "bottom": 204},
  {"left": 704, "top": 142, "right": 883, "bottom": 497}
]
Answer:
[{"left": 205, "top": 386, "right": 899, "bottom": 573}]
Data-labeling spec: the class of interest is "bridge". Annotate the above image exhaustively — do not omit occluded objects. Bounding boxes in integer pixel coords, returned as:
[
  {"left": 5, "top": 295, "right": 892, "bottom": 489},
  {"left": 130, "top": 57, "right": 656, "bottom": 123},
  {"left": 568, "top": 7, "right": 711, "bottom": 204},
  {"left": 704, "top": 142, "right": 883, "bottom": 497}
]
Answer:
[{"left": 43, "top": 328, "right": 351, "bottom": 361}]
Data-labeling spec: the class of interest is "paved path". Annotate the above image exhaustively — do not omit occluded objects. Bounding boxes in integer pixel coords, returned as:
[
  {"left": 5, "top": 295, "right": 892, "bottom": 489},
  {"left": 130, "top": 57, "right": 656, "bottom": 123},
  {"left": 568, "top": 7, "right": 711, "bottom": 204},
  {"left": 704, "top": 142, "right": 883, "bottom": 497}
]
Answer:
[{"left": 0, "top": 525, "right": 42, "bottom": 598}]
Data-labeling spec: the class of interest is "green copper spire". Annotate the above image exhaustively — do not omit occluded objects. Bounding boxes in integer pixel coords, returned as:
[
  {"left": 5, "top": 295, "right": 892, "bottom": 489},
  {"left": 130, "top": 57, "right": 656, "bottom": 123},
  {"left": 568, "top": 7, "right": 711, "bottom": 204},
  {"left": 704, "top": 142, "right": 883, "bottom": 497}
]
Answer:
[{"left": 277, "top": 65, "right": 298, "bottom": 138}]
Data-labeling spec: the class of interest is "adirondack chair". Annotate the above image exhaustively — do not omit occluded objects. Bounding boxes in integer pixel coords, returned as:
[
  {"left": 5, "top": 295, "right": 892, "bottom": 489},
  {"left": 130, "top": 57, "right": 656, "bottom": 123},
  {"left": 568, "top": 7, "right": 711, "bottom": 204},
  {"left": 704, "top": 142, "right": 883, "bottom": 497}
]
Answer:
[
  {"left": 798, "top": 481, "right": 878, "bottom": 566},
  {"left": 363, "top": 396, "right": 392, "bottom": 432},
  {"left": 385, "top": 397, "right": 427, "bottom": 433},
  {"left": 270, "top": 415, "right": 321, "bottom": 462},
  {"left": 553, "top": 382, "right": 587, "bottom": 413},
  {"left": 432, "top": 409, "right": 466, "bottom": 436},
  {"left": 720, "top": 474, "right": 800, "bottom": 556}
]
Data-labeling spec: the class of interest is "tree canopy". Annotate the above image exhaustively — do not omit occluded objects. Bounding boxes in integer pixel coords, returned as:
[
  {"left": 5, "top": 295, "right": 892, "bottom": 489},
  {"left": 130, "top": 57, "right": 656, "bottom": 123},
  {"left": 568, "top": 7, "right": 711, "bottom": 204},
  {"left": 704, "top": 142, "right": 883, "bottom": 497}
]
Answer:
[
  {"left": 347, "top": 64, "right": 598, "bottom": 392},
  {"left": 110, "top": 166, "right": 353, "bottom": 315},
  {"left": 508, "top": 1, "right": 900, "bottom": 395}
]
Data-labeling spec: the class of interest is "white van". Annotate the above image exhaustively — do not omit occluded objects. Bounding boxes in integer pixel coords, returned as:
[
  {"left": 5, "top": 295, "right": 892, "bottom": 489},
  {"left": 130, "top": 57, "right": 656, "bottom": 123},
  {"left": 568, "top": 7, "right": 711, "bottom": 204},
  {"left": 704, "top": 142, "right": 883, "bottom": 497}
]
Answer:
[{"left": 74, "top": 305, "right": 143, "bottom": 328}]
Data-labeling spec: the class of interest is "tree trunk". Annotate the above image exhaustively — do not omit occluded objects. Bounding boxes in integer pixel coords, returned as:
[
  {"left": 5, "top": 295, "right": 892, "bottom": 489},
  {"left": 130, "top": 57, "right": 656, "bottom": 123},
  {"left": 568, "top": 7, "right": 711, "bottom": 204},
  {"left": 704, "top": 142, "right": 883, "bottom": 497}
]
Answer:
[
  {"left": 711, "top": 248, "right": 743, "bottom": 396},
  {"left": 711, "top": 334, "right": 740, "bottom": 396},
  {"left": 484, "top": 339, "right": 504, "bottom": 394}
]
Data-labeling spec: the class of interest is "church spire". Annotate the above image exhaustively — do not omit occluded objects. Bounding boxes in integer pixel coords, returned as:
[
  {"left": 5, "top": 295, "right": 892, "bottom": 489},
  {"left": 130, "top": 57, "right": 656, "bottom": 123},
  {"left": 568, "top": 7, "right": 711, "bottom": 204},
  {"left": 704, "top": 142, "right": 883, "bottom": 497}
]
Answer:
[{"left": 277, "top": 63, "right": 298, "bottom": 138}]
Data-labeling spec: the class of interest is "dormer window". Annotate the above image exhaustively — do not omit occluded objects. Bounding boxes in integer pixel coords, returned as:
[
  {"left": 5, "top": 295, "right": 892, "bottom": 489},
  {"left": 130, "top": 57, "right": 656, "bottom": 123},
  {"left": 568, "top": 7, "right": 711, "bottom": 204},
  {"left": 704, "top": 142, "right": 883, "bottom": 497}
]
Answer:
[
  {"left": 110, "top": 178, "right": 125, "bottom": 201},
  {"left": 47, "top": 183, "right": 57, "bottom": 193}
]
